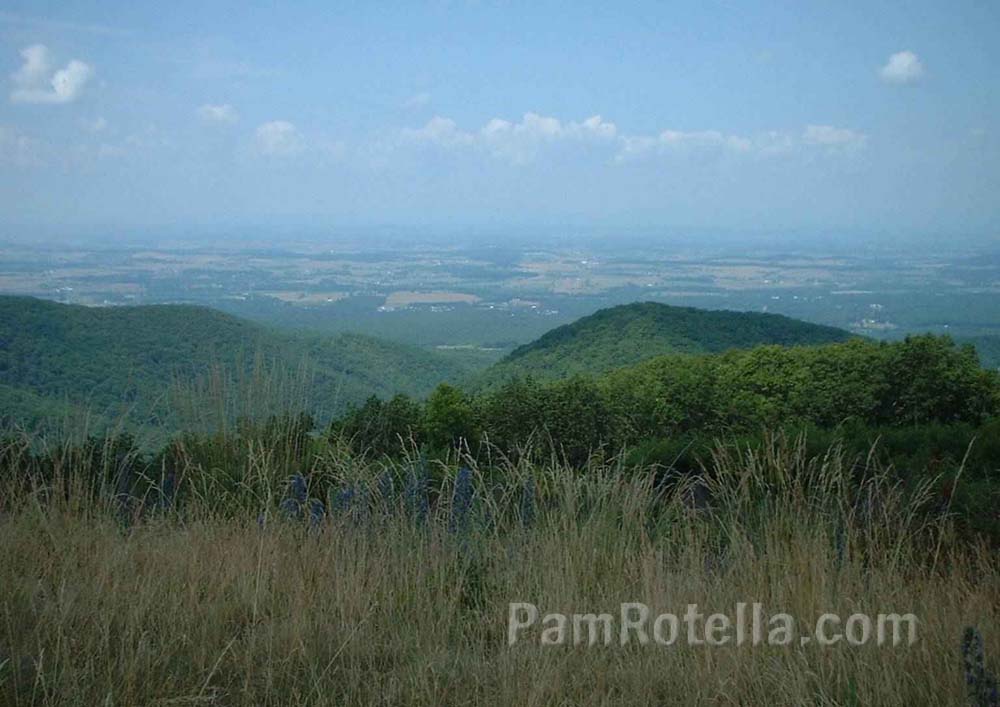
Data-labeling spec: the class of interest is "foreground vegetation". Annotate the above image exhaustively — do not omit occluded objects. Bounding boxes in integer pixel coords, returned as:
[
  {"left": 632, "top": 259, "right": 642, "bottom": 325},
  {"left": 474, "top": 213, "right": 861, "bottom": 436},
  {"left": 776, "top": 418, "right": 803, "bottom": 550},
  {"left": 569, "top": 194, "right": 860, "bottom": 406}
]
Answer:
[{"left": 1, "top": 421, "right": 999, "bottom": 705}]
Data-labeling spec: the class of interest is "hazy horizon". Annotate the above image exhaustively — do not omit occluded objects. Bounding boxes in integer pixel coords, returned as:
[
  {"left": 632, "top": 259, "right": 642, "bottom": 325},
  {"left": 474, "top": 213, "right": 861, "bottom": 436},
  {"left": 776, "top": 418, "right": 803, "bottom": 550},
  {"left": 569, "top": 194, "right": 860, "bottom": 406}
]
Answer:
[{"left": 1, "top": 1, "right": 998, "bottom": 241}]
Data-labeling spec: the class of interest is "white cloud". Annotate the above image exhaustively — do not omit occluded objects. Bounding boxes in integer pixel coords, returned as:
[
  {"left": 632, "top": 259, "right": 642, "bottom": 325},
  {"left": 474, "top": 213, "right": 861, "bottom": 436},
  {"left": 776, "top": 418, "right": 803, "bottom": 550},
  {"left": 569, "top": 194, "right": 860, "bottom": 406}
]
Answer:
[
  {"left": 10, "top": 44, "right": 93, "bottom": 104},
  {"left": 659, "top": 129, "right": 751, "bottom": 151},
  {"left": 617, "top": 124, "right": 865, "bottom": 161},
  {"left": 574, "top": 115, "right": 618, "bottom": 140},
  {"left": 401, "top": 116, "right": 474, "bottom": 147},
  {"left": 255, "top": 120, "right": 304, "bottom": 156},
  {"left": 480, "top": 118, "right": 512, "bottom": 138},
  {"left": 482, "top": 113, "right": 618, "bottom": 163},
  {"left": 480, "top": 112, "right": 617, "bottom": 142},
  {"left": 879, "top": 50, "right": 924, "bottom": 84},
  {"left": 617, "top": 128, "right": 751, "bottom": 160},
  {"left": 402, "top": 112, "right": 618, "bottom": 163},
  {"left": 508, "top": 112, "right": 561, "bottom": 137},
  {"left": 400, "top": 112, "right": 865, "bottom": 165},
  {"left": 802, "top": 124, "right": 866, "bottom": 148},
  {"left": 198, "top": 103, "right": 239, "bottom": 124},
  {"left": 616, "top": 134, "right": 659, "bottom": 159},
  {"left": 12, "top": 44, "right": 50, "bottom": 87},
  {"left": 753, "top": 130, "right": 797, "bottom": 156}
]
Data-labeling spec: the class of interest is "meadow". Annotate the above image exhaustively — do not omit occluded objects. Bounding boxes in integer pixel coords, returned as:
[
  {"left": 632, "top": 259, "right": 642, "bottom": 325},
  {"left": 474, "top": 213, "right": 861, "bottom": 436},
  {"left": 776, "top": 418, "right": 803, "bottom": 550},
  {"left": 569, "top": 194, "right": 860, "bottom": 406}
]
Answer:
[{"left": 1, "top": 424, "right": 998, "bottom": 706}]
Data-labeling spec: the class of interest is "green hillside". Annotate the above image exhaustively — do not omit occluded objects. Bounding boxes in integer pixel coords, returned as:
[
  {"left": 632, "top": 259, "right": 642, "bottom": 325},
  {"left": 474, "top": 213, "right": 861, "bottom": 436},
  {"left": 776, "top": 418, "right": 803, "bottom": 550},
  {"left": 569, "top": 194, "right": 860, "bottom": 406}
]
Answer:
[
  {"left": 0, "top": 296, "right": 469, "bottom": 433},
  {"left": 959, "top": 335, "right": 1000, "bottom": 370},
  {"left": 336, "top": 335, "right": 1000, "bottom": 467},
  {"left": 472, "top": 301, "right": 853, "bottom": 387}
]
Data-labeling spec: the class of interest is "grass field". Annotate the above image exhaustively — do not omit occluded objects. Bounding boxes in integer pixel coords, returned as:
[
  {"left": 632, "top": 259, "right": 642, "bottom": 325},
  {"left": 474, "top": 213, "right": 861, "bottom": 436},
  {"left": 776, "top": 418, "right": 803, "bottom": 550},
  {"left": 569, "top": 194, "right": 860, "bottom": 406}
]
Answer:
[{"left": 1, "top": 432, "right": 997, "bottom": 705}]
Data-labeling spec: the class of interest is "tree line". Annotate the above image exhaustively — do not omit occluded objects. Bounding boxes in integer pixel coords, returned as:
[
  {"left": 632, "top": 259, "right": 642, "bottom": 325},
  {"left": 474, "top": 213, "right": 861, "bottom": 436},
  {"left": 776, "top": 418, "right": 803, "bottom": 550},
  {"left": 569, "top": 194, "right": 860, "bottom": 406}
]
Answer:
[{"left": 332, "top": 335, "right": 1000, "bottom": 468}]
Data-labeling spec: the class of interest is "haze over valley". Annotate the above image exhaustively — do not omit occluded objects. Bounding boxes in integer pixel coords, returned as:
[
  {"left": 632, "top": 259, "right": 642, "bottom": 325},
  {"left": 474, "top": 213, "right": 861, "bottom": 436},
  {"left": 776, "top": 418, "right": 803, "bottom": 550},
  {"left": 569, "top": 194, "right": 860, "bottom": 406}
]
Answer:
[{"left": 3, "top": 237, "right": 999, "bottom": 368}]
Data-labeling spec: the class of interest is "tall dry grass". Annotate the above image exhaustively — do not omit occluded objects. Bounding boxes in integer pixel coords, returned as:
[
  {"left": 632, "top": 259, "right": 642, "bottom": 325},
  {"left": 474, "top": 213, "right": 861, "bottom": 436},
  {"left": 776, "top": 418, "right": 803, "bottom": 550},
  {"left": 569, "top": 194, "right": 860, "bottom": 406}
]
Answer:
[{"left": 0, "top": 433, "right": 997, "bottom": 705}]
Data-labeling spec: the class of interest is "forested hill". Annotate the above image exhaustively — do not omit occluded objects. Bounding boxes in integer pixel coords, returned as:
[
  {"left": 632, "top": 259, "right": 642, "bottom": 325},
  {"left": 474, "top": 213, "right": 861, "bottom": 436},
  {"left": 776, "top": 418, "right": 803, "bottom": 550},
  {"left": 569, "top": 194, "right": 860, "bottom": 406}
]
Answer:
[
  {"left": 473, "top": 301, "right": 853, "bottom": 387},
  {"left": 0, "top": 296, "right": 469, "bottom": 431},
  {"left": 959, "top": 335, "right": 1000, "bottom": 370}
]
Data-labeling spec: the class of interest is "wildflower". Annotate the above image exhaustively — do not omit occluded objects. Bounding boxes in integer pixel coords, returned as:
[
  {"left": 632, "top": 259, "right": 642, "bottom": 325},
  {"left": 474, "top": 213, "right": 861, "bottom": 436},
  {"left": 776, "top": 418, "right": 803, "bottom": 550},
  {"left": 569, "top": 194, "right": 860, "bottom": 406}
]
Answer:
[
  {"left": 279, "top": 474, "right": 309, "bottom": 520},
  {"left": 520, "top": 477, "right": 536, "bottom": 528},
  {"left": 378, "top": 471, "right": 395, "bottom": 506},
  {"left": 404, "top": 468, "right": 429, "bottom": 524},
  {"left": 308, "top": 498, "right": 325, "bottom": 527},
  {"left": 962, "top": 627, "right": 1000, "bottom": 707},
  {"left": 332, "top": 484, "right": 356, "bottom": 514},
  {"left": 289, "top": 474, "right": 308, "bottom": 504},
  {"left": 279, "top": 496, "right": 302, "bottom": 521},
  {"left": 449, "top": 466, "right": 474, "bottom": 534}
]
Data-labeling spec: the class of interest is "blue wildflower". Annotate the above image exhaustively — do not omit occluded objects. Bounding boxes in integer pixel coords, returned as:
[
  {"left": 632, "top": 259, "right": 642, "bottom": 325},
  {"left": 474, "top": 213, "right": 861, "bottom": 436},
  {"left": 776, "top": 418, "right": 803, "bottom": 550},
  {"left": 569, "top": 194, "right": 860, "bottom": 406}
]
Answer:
[
  {"left": 405, "top": 470, "right": 429, "bottom": 524},
  {"left": 962, "top": 626, "right": 1000, "bottom": 707},
  {"left": 833, "top": 521, "right": 846, "bottom": 570},
  {"left": 278, "top": 474, "right": 310, "bottom": 520},
  {"left": 289, "top": 474, "right": 308, "bottom": 504},
  {"left": 332, "top": 484, "right": 356, "bottom": 514},
  {"left": 449, "top": 466, "right": 474, "bottom": 534},
  {"left": 378, "top": 471, "right": 395, "bottom": 505},
  {"left": 279, "top": 496, "right": 302, "bottom": 521},
  {"left": 308, "top": 498, "right": 325, "bottom": 527},
  {"left": 520, "top": 478, "right": 536, "bottom": 528}
]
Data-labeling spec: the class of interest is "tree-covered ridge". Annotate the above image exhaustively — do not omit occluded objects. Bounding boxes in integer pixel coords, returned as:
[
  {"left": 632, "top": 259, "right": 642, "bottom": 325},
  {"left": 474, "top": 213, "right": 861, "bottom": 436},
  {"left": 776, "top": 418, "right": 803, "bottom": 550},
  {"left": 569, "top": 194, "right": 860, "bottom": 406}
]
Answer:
[
  {"left": 959, "top": 335, "right": 1000, "bottom": 371},
  {"left": 474, "top": 301, "right": 853, "bottom": 387},
  {"left": 335, "top": 335, "right": 999, "bottom": 465},
  {"left": 0, "top": 296, "right": 471, "bottom": 431}
]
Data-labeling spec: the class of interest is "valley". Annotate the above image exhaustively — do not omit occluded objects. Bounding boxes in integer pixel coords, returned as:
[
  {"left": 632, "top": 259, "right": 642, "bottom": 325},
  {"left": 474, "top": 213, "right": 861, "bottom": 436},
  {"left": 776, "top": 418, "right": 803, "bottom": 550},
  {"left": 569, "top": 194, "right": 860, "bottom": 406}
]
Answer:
[{"left": 3, "top": 238, "right": 999, "bottom": 366}]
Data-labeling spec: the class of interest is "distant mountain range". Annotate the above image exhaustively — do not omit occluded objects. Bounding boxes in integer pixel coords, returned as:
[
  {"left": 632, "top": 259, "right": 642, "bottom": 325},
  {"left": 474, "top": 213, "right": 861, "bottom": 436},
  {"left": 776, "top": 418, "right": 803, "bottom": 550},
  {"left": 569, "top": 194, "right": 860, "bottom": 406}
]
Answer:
[
  {"left": 11, "top": 297, "right": 991, "bottom": 438},
  {"left": 0, "top": 296, "right": 471, "bottom": 434},
  {"left": 470, "top": 301, "right": 854, "bottom": 388}
]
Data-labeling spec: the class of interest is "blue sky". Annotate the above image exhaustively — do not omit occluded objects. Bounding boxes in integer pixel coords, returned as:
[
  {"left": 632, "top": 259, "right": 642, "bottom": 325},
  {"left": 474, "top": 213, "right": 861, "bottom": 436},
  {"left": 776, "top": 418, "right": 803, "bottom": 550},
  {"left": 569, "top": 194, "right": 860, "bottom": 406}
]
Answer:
[{"left": 0, "top": 1, "right": 998, "bottom": 240}]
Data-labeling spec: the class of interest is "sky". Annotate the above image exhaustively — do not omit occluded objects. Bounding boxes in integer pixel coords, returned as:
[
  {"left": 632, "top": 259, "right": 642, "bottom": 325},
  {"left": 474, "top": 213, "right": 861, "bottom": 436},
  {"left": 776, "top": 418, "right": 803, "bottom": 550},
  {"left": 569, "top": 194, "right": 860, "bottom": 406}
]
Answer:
[{"left": 0, "top": 1, "right": 998, "bottom": 241}]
